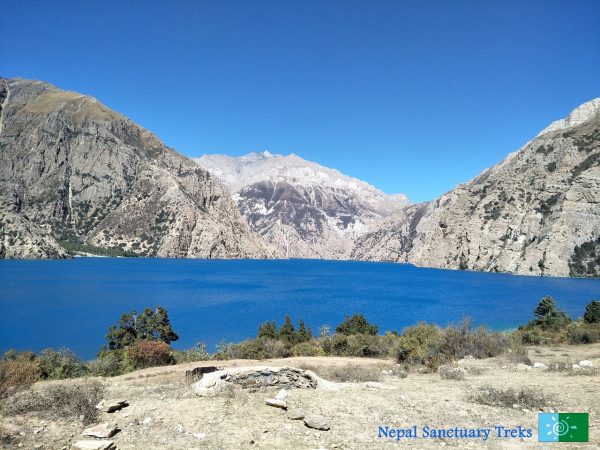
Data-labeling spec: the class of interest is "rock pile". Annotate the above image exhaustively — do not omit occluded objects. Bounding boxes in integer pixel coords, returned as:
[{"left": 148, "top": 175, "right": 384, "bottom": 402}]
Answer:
[{"left": 193, "top": 366, "right": 338, "bottom": 396}]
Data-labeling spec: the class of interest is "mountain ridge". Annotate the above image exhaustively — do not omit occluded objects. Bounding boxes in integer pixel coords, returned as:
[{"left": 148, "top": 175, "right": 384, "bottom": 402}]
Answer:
[{"left": 0, "top": 77, "right": 277, "bottom": 259}]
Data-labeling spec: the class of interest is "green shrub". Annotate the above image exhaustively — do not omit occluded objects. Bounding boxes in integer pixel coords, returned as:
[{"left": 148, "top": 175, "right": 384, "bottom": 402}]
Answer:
[
  {"left": 336, "top": 314, "right": 378, "bottom": 336},
  {"left": 172, "top": 343, "right": 210, "bottom": 364},
  {"left": 126, "top": 340, "right": 174, "bottom": 369},
  {"left": 584, "top": 301, "right": 600, "bottom": 324},
  {"left": 569, "top": 327, "right": 600, "bottom": 344},
  {"left": 393, "top": 322, "right": 442, "bottom": 364},
  {"left": 218, "top": 337, "right": 290, "bottom": 360},
  {"left": 88, "top": 350, "right": 130, "bottom": 377},
  {"left": 291, "top": 340, "right": 325, "bottom": 357},
  {"left": 440, "top": 319, "right": 507, "bottom": 359},
  {"left": 39, "top": 348, "right": 88, "bottom": 379}
]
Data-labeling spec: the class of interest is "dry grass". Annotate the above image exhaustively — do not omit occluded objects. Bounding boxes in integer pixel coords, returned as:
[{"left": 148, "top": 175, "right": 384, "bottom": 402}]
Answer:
[
  {"left": 298, "top": 363, "right": 382, "bottom": 382},
  {"left": 0, "top": 357, "right": 42, "bottom": 399},
  {"left": 469, "top": 386, "right": 550, "bottom": 409},
  {"left": 1, "top": 380, "right": 105, "bottom": 425}
]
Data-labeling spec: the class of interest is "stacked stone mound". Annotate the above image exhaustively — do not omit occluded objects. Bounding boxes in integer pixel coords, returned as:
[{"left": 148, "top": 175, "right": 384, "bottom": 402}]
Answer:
[{"left": 193, "top": 366, "right": 338, "bottom": 396}]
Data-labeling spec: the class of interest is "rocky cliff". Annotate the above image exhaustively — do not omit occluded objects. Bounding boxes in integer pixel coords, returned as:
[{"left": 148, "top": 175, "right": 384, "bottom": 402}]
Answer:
[
  {"left": 195, "top": 152, "right": 408, "bottom": 258},
  {"left": 0, "top": 77, "right": 276, "bottom": 259},
  {"left": 353, "top": 99, "right": 600, "bottom": 277}
]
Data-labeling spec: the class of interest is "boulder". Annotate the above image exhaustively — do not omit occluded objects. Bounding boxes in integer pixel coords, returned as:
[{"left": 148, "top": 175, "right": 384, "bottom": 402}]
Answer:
[
  {"left": 304, "top": 415, "right": 330, "bottom": 431},
  {"left": 579, "top": 360, "right": 594, "bottom": 368},
  {"left": 516, "top": 363, "right": 532, "bottom": 371},
  {"left": 71, "top": 441, "right": 116, "bottom": 450},
  {"left": 533, "top": 362, "right": 548, "bottom": 370},
  {"left": 185, "top": 366, "right": 220, "bottom": 382},
  {"left": 82, "top": 423, "right": 118, "bottom": 439}
]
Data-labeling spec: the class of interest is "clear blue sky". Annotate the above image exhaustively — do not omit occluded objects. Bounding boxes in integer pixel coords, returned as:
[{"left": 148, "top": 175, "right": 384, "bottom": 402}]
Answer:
[{"left": 1, "top": 1, "right": 599, "bottom": 202}]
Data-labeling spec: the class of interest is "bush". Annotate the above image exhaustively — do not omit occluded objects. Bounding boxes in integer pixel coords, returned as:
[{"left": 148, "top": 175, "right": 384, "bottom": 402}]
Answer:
[
  {"left": 469, "top": 386, "right": 550, "bottom": 409},
  {"left": 440, "top": 319, "right": 507, "bottom": 359},
  {"left": 393, "top": 322, "right": 442, "bottom": 364},
  {"left": 291, "top": 340, "right": 325, "bottom": 357},
  {"left": 126, "top": 340, "right": 174, "bottom": 369},
  {"left": 336, "top": 314, "right": 378, "bottom": 336},
  {"left": 569, "top": 327, "right": 600, "bottom": 344},
  {"left": 88, "top": 350, "right": 130, "bottom": 377},
  {"left": 584, "top": 301, "right": 600, "bottom": 324},
  {"left": 0, "top": 352, "right": 42, "bottom": 399},
  {"left": 218, "top": 338, "right": 290, "bottom": 360},
  {"left": 172, "top": 343, "right": 210, "bottom": 364},
  {"left": 1, "top": 380, "right": 105, "bottom": 425},
  {"left": 39, "top": 348, "right": 88, "bottom": 379}
]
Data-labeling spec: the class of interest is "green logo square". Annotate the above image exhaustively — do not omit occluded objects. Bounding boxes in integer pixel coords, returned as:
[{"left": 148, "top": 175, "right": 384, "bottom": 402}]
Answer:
[{"left": 557, "top": 413, "right": 588, "bottom": 442}]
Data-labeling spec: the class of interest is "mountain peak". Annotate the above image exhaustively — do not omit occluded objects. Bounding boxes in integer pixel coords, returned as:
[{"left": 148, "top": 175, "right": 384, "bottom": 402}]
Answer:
[{"left": 537, "top": 98, "right": 600, "bottom": 137}]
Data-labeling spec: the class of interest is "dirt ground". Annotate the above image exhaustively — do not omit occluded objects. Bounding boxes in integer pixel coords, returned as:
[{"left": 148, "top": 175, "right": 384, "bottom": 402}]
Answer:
[{"left": 2, "top": 344, "right": 600, "bottom": 450}]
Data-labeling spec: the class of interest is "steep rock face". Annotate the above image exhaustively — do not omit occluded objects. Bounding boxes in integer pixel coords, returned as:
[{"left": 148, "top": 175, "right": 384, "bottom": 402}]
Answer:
[
  {"left": 195, "top": 152, "right": 408, "bottom": 258},
  {"left": 0, "top": 77, "right": 276, "bottom": 259},
  {"left": 353, "top": 99, "right": 600, "bottom": 277},
  {"left": 0, "top": 202, "right": 68, "bottom": 259}
]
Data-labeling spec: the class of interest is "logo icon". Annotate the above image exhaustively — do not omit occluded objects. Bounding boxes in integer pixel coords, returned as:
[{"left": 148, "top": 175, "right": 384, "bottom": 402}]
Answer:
[{"left": 538, "top": 413, "right": 588, "bottom": 442}]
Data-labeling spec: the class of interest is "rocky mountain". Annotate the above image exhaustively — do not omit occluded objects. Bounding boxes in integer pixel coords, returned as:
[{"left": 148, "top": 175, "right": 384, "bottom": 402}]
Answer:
[
  {"left": 195, "top": 152, "right": 408, "bottom": 258},
  {"left": 353, "top": 99, "right": 600, "bottom": 277},
  {"left": 0, "top": 77, "right": 276, "bottom": 259}
]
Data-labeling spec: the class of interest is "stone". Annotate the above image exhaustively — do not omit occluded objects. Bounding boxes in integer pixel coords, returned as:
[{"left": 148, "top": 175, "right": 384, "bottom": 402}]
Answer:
[
  {"left": 579, "top": 360, "right": 594, "bottom": 368},
  {"left": 275, "top": 389, "right": 289, "bottom": 401},
  {"left": 533, "top": 362, "right": 548, "bottom": 369},
  {"left": 516, "top": 364, "right": 532, "bottom": 371},
  {"left": 98, "top": 400, "right": 129, "bottom": 413},
  {"left": 193, "top": 433, "right": 206, "bottom": 440},
  {"left": 265, "top": 398, "right": 287, "bottom": 410},
  {"left": 304, "top": 415, "right": 330, "bottom": 431},
  {"left": 71, "top": 441, "right": 116, "bottom": 450},
  {"left": 142, "top": 417, "right": 152, "bottom": 425},
  {"left": 185, "top": 366, "right": 220, "bottom": 382},
  {"left": 82, "top": 423, "right": 118, "bottom": 439},
  {"left": 287, "top": 409, "right": 309, "bottom": 420}
]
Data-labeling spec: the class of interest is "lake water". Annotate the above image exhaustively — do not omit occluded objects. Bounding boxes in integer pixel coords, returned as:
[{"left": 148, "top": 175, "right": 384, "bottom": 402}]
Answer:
[{"left": 1, "top": 258, "right": 599, "bottom": 359}]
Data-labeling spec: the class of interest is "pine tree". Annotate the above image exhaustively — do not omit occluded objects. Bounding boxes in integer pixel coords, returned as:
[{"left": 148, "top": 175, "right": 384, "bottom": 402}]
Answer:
[
  {"left": 257, "top": 321, "right": 279, "bottom": 339},
  {"left": 297, "top": 320, "right": 312, "bottom": 343},
  {"left": 279, "top": 316, "right": 297, "bottom": 344},
  {"left": 584, "top": 301, "right": 600, "bottom": 324},
  {"left": 335, "top": 314, "right": 378, "bottom": 336},
  {"left": 534, "top": 296, "right": 558, "bottom": 319}
]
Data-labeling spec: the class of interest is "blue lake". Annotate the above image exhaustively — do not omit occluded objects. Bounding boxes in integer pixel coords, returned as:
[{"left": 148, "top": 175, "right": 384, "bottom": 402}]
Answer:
[{"left": 1, "top": 258, "right": 599, "bottom": 359}]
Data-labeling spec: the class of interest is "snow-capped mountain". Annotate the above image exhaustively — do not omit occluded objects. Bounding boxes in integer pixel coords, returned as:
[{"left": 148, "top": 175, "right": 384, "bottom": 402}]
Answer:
[{"left": 195, "top": 151, "right": 409, "bottom": 258}]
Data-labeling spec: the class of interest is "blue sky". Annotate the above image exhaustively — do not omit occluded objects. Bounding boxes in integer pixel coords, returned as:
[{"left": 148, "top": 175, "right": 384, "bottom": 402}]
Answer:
[{"left": 1, "top": 1, "right": 599, "bottom": 202}]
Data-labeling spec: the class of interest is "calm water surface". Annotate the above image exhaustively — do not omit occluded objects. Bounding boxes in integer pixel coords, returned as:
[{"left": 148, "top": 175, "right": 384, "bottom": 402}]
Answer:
[{"left": 1, "top": 258, "right": 599, "bottom": 359}]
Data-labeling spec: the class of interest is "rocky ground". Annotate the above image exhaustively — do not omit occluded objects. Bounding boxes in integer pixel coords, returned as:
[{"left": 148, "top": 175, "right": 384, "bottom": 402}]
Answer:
[{"left": 2, "top": 344, "right": 599, "bottom": 449}]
